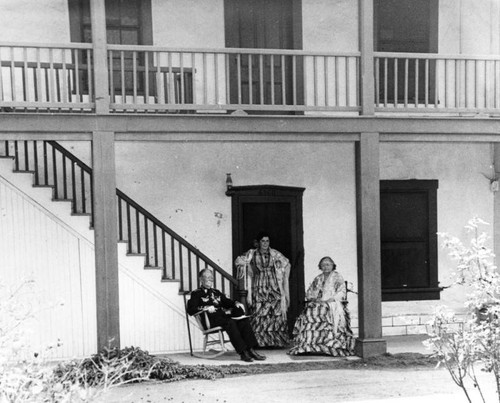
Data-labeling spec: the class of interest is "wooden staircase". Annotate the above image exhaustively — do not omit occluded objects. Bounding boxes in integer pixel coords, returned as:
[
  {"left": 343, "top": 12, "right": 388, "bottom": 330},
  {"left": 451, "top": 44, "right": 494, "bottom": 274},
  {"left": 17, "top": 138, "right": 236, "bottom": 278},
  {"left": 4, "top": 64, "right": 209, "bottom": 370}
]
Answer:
[{"left": 0, "top": 140, "right": 237, "bottom": 296}]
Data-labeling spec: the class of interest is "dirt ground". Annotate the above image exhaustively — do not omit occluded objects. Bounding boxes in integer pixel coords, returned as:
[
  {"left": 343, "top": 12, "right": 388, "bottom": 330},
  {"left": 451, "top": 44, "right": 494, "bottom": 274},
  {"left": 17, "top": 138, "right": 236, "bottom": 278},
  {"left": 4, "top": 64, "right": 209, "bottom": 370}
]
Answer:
[
  {"left": 100, "top": 355, "right": 498, "bottom": 403},
  {"left": 98, "top": 336, "right": 498, "bottom": 403}
]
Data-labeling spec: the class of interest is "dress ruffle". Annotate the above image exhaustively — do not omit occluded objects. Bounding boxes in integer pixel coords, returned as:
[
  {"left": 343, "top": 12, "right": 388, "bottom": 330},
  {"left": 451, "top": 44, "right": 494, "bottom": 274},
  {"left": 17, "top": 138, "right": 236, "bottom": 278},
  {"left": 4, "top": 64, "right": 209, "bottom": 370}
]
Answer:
[
  {"left": 251, "top": 266, "right": 289, "bottom": 347},
  {"left": 288, "top": 300, "right": 355, "bottom": 356}
]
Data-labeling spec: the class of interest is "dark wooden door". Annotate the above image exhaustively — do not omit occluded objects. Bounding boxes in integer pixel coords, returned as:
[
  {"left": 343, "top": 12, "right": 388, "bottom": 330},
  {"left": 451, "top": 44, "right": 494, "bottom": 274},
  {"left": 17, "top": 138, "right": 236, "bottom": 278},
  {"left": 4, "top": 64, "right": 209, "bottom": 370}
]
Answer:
[
  {"left": 241, "top": 202, "right": 292, "bottom": 259},
  {"left": 228, "top": 185, "right": 305, "bottom": 334},
  {"left": 224, "top": 0, "right": 302, "bottom": 107},
  {"left": 380, "top": 180, "right": 439, "bottom": 301},
  {"left": 374, "top": 0, "right": 438, "bottom": 104}
]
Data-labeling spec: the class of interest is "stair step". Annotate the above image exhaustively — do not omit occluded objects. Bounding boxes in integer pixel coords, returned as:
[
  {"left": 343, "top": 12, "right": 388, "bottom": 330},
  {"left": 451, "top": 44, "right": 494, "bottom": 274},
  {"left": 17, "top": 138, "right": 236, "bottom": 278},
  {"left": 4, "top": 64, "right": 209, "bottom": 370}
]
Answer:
[
  {"left": 1, "top": 144, "right": 231, "bottom": 304},
  {"left": 162, "top": 277, "right": 181, "bottom": 283},
  {"left": 144, "top": 266, "right": 163, "bottom": 271}
]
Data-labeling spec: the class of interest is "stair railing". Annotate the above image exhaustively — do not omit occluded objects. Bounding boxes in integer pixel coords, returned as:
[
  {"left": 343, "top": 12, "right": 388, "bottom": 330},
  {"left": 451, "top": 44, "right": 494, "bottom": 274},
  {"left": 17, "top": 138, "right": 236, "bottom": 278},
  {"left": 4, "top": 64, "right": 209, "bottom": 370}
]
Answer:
[{"left": 0, "top": 140, "right": 237, "bottom": 295}]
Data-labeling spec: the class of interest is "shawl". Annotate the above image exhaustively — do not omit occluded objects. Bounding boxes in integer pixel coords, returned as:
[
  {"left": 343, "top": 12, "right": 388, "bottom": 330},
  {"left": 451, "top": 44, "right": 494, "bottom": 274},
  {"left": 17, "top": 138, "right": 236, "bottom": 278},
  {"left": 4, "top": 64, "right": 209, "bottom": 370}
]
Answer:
[
  {"left": 306, "top": 271, "right": 347, "bottom": 333},
  {"left": 235, "top": 247, "right": 291, "bottom": 320}
]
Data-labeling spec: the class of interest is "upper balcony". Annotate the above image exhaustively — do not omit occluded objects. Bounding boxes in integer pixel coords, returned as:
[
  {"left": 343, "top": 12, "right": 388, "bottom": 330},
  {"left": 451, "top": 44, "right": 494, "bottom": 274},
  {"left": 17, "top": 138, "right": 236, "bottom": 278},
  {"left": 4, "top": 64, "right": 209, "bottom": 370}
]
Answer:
[{"left": 2, "top": 41, "right": 500, "bottom": 117}]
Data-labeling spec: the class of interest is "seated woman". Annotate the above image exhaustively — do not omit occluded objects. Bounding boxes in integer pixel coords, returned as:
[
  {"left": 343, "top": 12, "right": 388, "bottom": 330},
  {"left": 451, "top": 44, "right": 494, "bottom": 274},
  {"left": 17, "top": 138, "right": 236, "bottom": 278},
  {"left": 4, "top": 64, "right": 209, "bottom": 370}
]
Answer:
[{"left": 289, "top": 256, "right": 355, "bottom": 356}]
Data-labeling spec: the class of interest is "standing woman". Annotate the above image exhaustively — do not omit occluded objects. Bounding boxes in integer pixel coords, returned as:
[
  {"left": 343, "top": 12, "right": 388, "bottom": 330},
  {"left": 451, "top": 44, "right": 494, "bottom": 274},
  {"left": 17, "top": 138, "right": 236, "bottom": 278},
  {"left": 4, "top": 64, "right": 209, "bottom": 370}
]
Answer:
[
  {"left": 289, "top": 256, "right": 355, "bottom": 356},
  {"left": 235, "top": 231, "right": 291, "bottom": 347}
]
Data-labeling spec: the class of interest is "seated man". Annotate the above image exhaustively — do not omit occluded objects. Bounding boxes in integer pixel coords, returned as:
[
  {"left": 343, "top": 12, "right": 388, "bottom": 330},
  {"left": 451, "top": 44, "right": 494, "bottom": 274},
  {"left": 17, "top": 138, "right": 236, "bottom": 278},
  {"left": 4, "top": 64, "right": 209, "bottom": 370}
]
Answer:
[{"left": 187, "top": 268, "right": 266, "bottom": 362}]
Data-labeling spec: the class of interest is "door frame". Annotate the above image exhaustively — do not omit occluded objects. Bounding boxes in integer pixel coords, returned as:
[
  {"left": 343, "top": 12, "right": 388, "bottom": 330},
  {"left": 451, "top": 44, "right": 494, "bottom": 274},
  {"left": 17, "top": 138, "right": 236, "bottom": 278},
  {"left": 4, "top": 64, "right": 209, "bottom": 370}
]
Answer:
[{"left": 226, "top": 184, "right": 305, "bottom": 328}]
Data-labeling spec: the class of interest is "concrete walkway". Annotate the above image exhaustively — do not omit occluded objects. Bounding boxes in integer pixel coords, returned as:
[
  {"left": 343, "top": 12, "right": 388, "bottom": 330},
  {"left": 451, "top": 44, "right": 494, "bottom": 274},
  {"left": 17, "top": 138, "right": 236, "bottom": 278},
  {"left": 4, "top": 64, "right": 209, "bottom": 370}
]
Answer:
[
  {"left": 163, "top": 334, "right": 430, "bottom": 366},
  {"left": 100, "top": 335, "right": 498, "bottom": 403}
]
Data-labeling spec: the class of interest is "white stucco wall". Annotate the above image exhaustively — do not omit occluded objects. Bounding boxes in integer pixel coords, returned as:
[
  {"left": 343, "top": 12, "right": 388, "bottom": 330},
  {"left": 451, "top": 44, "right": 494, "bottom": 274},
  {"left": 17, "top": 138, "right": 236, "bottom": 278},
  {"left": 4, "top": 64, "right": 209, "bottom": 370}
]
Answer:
[
  {"left": 114, "top": 140, "right": 358, "bottom": 292},
  {"left": 440, "top": 0, "right": 500, "bottom": 54},
  {"left": 380, "top": 142, "right": 494, "bottom": 318},
  {"left": 1, "top": 0, "right": 499, "bottom": 57},
  {"left": 0, "top": 0, "right": 70, "bottom": 43},
  {"left": 110, "top": 140, "right": 493, "bottom": 327}
]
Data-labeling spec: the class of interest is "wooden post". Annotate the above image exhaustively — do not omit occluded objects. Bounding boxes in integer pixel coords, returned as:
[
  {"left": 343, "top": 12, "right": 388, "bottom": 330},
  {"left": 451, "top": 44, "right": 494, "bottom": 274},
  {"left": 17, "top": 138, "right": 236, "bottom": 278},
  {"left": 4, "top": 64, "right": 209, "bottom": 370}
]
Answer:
[
  {"left": 93, "top": 131, "right": 119, "bottom": 351},
  {"left": 355, "top": 132, "right": 386, "bottom": 357},
  {"left": 493, "top": 143, "right": 500, "bottom": 263},
  {"left": 359, "top": 0, "right": 375, "bottom": 115},
  {"left": 90, "top": 0, "right": 110, "bottom": 114}
]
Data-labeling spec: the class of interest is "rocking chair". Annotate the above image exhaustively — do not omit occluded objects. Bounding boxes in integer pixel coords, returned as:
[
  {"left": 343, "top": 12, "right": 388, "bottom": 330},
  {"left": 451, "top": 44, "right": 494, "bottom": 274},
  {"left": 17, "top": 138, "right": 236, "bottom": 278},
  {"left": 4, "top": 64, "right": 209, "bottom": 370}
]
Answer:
[{"left": 184, "top": 294, "right": 231, "bottom": 359}]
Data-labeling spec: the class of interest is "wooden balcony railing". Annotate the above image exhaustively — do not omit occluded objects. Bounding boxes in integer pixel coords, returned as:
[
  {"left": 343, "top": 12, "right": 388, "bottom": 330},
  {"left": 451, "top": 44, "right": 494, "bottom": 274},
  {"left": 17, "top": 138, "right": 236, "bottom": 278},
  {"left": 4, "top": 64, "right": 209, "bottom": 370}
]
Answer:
[
  {"left": 375, "top": 52, "right": 500, "bottom": 113},
  {"left": 0, "top": 43, "right": 94, "bottom": 112},
  {"left": 2, "top": 42, "right": 500, "bottom": 115},
  {"left": 107, "top": 45, "right": 360, "bottom": 113}
]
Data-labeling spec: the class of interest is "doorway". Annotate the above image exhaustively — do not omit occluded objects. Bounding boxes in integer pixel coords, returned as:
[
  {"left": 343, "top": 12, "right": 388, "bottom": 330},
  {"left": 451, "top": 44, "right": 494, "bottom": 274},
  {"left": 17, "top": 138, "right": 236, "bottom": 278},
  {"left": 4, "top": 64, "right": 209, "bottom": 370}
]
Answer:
[
  {"left": 374, "top": 0, "right": 439, "bottom": 104},
  {"left": 224, "top": 0, "right": 303, "bottom": 109},
  {"left": 227, "top": 185, "right": 305, "bottom": 332}
]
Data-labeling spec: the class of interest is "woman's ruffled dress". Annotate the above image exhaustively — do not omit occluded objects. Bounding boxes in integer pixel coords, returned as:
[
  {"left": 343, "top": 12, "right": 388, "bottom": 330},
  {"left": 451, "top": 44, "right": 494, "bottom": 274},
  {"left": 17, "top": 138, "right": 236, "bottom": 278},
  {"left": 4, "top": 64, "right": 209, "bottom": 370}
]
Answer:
[
  {"left": 251, "top": 265, "right": 289, "bottom": 347},
  {"left": 289, "top": 271, "right": 355, "bottom": 356}
]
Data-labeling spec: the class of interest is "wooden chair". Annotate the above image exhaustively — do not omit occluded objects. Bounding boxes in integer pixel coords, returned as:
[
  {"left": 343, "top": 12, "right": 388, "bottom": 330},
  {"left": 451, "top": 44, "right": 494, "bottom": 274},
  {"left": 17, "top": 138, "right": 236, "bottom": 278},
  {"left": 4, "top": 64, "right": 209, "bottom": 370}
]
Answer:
[{"left": 184, "top": 294, "right": 231, "bottom": 359}]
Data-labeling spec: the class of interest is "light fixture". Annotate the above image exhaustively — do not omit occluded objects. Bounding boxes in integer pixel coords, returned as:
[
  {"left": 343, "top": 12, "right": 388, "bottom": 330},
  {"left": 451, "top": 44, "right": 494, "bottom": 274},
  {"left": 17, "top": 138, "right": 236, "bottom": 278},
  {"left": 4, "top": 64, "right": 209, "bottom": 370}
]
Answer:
[{"left": 226, "top": 173, "right": 233, "bottom": 190}]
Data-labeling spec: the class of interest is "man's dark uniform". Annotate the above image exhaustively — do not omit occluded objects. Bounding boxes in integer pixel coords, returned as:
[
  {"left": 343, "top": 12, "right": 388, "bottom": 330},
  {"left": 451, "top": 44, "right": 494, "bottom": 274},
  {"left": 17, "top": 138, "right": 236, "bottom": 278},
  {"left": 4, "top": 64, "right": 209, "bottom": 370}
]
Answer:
[{"left": 187, "top": 286, "right": 259, "bottom": 356}]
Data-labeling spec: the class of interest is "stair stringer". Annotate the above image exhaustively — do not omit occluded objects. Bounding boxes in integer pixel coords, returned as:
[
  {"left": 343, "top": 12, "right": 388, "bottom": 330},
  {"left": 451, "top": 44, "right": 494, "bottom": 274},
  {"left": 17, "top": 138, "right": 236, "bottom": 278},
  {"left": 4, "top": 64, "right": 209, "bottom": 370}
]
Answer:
[
  {"left": 0, "top": 158, "right": 203, "bottom": 357},
  {"left": 0, "top": 157, "right": 94, "bottom": 242},
  {"left": 117, "top": 243, "right": 204, "bottom": 353}
]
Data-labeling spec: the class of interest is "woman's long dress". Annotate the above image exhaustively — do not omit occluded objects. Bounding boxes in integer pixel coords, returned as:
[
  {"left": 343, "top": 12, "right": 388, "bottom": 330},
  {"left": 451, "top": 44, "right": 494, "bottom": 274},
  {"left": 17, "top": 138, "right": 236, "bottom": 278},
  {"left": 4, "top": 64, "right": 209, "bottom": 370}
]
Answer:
[
  {"left": 289, "top": 271, "right": 355, "bottom": 356},
  {"left": 236, "top": 248, "right": 290, "bottom": 347}
]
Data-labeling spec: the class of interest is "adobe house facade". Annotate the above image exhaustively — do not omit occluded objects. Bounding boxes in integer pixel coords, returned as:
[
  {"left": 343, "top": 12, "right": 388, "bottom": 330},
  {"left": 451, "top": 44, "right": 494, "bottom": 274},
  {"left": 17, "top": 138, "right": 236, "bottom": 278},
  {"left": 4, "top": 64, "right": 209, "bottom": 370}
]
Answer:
[{"left": 0, "top": 0, "right": 499, "bottom": 358}]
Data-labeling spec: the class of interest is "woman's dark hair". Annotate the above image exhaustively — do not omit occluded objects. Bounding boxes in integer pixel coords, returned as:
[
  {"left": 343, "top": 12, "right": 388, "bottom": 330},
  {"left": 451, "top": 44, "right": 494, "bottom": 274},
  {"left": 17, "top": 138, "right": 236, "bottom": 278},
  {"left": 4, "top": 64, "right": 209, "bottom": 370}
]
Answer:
[
  {"left": 256, "top": 231, "right": 271, "bottom": 242},
  {"left": 318, "top": 256, "right": 336, "bottom": 270}
]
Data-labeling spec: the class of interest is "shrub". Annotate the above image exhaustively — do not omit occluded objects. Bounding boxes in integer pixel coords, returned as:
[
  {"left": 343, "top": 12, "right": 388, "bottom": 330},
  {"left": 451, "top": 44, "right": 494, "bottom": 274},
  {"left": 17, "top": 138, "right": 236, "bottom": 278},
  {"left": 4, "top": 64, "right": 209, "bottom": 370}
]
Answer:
[
  {"left": 54, "top": 345, "right": 249, "bottom": 388},
  {"left": 0, "top": 278, "right": 249, "bottom": 402},
  {"left": 425, "top": 218, "right": 500, "bottom": 403}
]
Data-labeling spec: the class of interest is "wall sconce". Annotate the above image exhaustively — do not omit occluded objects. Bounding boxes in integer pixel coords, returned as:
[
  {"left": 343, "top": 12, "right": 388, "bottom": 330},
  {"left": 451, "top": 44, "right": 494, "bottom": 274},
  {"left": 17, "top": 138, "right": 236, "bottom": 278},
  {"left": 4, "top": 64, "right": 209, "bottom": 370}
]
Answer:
[
  {"left": 226, "top": 173, "right": 233, "bottom": 190},
  {"left": 482, "top": 158, "right": 499, "bottom": 193}
]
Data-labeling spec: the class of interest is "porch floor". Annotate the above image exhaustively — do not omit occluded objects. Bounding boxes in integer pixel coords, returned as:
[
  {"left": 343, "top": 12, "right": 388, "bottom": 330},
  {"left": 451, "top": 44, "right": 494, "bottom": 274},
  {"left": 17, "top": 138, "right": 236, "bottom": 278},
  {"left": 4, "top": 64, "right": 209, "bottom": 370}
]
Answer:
[{"left": 163, "top": 334, "right": 430, "bottom": 366}]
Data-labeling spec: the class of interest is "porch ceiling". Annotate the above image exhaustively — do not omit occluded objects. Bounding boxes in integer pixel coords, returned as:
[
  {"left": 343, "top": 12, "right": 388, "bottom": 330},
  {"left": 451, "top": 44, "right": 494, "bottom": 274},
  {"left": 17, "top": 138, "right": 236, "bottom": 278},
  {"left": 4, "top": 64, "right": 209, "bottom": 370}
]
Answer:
[{"left": 1, "top": 114, "right": 500, "bottom": 142}]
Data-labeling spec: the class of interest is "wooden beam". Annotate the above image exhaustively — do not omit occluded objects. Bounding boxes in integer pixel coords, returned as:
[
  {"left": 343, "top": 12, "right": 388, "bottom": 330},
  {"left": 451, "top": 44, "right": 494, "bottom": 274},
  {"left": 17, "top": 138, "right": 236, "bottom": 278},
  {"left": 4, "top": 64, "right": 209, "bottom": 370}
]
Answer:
[
  {"left": 0, "top": 133, "right": 92, "bottom": 141},
  {"left": 355, "top": 132, "right": 387, "bottom": 357},
  {"left": 90, "top": 0, "right": 110, "bottom": 114},
  {"left": 2, "top": 114, "right": 500, "bottom": 138},
  {"left": 92, "top": 130, "right": 120, "bottom": 351},
  {"left": 359, "top": 0, "right": 375, "bottom": 115}
]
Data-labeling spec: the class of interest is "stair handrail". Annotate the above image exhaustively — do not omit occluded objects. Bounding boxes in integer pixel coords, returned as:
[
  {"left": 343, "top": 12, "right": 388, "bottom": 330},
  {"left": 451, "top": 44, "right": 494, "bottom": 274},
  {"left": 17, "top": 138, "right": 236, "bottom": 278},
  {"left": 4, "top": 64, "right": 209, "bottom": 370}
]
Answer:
[
  {"left": 115, "top": 189, "right": 237, "bottom": 286},
  {"left": 48, "top": 141, "right": 92, "bottom": 173},
  {"left": 47, "top": 140, "right": 238, "bottom": 288}
]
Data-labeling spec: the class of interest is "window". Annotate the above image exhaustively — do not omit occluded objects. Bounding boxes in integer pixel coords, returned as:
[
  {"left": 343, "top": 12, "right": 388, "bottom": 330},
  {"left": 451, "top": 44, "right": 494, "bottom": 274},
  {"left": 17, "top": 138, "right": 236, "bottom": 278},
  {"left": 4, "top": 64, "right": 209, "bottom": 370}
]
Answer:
[
  {"left": 68, "top": 0, "right": 153, "bottom": 94},
  {"left": 380, "top": 180, "right": 440, "bottom": 301},
  {"left": 69, "top": 0, "right": 152, "bottom": 45}
]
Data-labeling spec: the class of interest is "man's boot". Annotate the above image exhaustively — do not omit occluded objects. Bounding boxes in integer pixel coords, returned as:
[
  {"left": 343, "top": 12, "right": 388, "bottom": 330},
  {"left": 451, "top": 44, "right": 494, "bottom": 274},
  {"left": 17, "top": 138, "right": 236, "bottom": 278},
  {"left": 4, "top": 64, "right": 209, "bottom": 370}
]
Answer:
[
  {"left": 240, "top": 350, "right": 254, "bottom": 362},
  {"left": 248, "top": 348, "right": 266, "bottom": 361}
]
